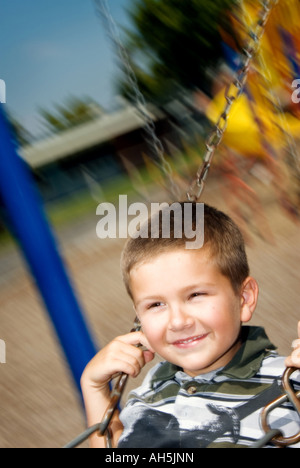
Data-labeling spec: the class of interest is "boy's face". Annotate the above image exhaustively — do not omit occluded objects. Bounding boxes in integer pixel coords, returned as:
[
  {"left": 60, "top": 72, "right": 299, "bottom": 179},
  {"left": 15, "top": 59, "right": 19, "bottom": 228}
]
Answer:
[{"left": 131, "top": 248, "right": 255, "bottom": 377}]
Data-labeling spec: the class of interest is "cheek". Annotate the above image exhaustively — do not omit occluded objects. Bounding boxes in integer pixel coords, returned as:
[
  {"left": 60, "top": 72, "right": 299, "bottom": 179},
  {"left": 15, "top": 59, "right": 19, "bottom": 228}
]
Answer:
[
  {"left": 141, "top": 318, "right": 165, "bottom": 348},
  {"left": 203, "top": 297, "right": 241, "bottom": 332}
]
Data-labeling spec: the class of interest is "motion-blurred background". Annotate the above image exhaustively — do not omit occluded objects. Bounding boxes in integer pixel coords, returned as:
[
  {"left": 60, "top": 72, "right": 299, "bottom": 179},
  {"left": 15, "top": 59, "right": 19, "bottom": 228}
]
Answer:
[{"left": 0, "top": 0, "right": 299, "bottom": 447}]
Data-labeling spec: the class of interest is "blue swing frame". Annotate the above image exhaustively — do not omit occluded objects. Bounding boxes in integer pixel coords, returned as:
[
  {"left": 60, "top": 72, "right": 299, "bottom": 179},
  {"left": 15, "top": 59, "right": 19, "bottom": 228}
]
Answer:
[{"left": 0, "top": 105, "right": 97, "bottom": 394}]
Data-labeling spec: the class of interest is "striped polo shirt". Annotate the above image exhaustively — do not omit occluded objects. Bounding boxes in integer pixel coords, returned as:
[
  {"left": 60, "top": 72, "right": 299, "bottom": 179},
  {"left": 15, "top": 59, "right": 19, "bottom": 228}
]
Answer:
[{"left": 118, "top": 327, "right": 300, "bottom": 448}]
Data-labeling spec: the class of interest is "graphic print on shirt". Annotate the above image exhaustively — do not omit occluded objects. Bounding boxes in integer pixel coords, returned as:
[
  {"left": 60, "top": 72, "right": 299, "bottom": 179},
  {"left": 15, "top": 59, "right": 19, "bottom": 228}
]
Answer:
[{"left": 118, "top": 381, "right": 282, "bottom": 448}]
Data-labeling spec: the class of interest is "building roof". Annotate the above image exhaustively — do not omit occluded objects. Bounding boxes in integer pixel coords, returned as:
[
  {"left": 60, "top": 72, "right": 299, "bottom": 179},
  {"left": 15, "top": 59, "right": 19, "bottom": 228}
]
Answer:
[{"left": 20, "top": 105, "right": 159, "bottom": 169}]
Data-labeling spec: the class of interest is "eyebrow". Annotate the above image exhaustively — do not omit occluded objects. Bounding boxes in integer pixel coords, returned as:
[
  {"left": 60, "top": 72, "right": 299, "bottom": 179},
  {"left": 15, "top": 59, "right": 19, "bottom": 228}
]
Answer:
[{"left": 180, "top": 283, "right": 216, "bottom": 292}]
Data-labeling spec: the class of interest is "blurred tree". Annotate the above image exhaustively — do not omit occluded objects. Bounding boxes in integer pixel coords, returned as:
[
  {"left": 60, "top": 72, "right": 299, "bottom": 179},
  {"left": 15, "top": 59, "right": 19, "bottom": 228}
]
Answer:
[
  {"left": 118, "top": 0, "right": 237, "bottom": 103},
  {"left": 38, "top": 96, "right": 105, "bottom": 134},
  {"left": 7, "top": 113, "right": 33, "bottom": 146}
]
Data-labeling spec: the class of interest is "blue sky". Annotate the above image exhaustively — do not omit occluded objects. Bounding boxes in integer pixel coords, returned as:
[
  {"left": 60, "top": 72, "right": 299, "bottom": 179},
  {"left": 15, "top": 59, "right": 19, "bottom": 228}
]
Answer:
[{"left": 0, "top": 0, "right": 134, "bottom": 138}]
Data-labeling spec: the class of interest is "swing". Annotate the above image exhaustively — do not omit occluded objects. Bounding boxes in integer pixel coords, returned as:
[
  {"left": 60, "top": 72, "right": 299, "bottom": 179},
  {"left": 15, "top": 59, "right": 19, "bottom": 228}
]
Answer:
[{"left": 64, "top": 0, "right": 300, "bottom": 448}]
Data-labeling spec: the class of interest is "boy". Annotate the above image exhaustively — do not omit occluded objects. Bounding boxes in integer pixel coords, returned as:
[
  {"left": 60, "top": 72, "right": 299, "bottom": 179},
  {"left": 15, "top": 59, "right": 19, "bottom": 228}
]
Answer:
[{"left": 81, "top": 203, "right": 300, "bottom": 448}]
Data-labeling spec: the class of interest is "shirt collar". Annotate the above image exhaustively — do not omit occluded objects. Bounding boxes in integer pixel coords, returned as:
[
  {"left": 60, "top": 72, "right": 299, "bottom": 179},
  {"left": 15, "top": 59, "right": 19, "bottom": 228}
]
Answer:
[
  {"left": 151, "top": 326, "right": 277, "bottom": 386},
  {"left": 220, "top": 326, "right": 277, "bottom": 379}
]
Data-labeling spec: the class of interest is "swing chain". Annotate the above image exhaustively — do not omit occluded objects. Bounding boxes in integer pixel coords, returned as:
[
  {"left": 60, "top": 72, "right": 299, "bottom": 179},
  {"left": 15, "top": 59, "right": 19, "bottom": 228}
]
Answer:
[
  {"left": 63, "top": 318, "right": 142, "bottom": 449},
  {"left": 101, "top": 317, "right": 142, "bottom": 448},
  {"left": 94, "top": 0, "right": 181, "bottom": 200},
  {"left": 187, "top": 0, "right": 279, "bottom": 202},
  {"left": 255, "top": 367, "right": 300, "bottom": 448},
  {"left": 64, "top": 364, "right": 299, "bottom": 448},
  {"left": 96, "top": 0, "right": 278, "bottom": 202}
]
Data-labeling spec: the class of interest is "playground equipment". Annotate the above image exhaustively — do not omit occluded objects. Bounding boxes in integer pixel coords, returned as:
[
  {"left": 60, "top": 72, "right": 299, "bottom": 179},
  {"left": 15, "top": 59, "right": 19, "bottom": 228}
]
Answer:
[
  {"left": 63, "top": 0, "right": 300, "bottom": 448},
  {"left": 207, "top": 0, "right": 300, "bottom": 160},
  {"left": 0, "top": 0, "right": 299, "bottom": 448},
  {"left": 0, "top": 106, "right": 97, "bottom": 393}
]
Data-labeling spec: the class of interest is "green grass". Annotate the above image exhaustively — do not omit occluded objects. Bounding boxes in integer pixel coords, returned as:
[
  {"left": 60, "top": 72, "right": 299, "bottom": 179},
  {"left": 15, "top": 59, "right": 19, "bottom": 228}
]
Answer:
[
  {"left": 0, "top": 172, "right": 138, "bottom": 253},
  {"left": 0, "top": 138, "right": 205, "bottom": 254}
]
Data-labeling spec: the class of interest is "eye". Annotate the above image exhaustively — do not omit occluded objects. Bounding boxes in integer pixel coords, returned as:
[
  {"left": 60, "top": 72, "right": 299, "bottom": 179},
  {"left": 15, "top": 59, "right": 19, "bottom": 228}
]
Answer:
[
  {"left": 189, "top": 292, "right": 207, "bottom": 300},
  {"left": 148, "top": 302, "right": 165, "bottom": 310}
]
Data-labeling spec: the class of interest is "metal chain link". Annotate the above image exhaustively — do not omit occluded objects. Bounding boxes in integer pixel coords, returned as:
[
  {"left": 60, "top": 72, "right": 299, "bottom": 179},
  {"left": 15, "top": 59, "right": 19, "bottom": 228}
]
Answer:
[
  {"left": 64, "top": 364, "right": 300, "bottom": 448},
  {"left": 257, "top": 367, "right": 300, "bottom": 448},
  {"left": 64, "top": 318, "right": 141, "bottom": 449},
  {"left": 187, "top": 0, "right": 279, "bottom": 202},
  {"left": 95, "top": 0, "right": 279, "bottom": 202},
  {"left": 94, "top": 0, "right": 181, "bottom": 200},
  {"left": 63, "top": 0, "right": 300, "bottom": 450}
]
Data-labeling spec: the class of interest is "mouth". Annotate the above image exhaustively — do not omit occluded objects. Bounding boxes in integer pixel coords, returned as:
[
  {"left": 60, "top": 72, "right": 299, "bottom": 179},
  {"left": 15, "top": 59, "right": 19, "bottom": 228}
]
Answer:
[{"left": 172, "top": 334, "right": 209, "bottom": 349}]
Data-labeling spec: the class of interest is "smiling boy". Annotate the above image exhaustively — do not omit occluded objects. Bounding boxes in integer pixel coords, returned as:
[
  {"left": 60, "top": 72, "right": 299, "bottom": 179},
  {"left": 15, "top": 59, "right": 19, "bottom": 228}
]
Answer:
[
  {"left": 130, "top": 247, "right": 255, "bottom": 377},
  {"left": 81, "top": 203, "right": 300, "bottom": 448}
]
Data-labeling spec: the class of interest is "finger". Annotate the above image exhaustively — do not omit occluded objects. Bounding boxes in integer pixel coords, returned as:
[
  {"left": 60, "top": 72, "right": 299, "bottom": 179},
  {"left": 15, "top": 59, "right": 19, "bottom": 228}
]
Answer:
[
  {"left": 292, "top": 339, "right": 300, "bottom": 350},
  {"left": 285, "top": 357, "right": 300, "bottom": 368},
  {"left": 285, "top": 347, "right": 300, "bottom": 368},
  {"left": 130, "top": 330, "right": 156, "bottom": 354},
  {"left": 93, "top": 340, "right": 144, "bottom": 379},
  {"left": 109, "top": 358, "right": 141, "bottom": 378},
  {"left": 116, "top": 333, "right": 155, "bottom": 368},
  {"left": 116, "top": 331, "right": 155, "bottom": 353},
  {"left": 285, "top": 357, "right": 293, "bottom": 368},
  {"left": 112, "top": 342, "right": 146, "bottom": 371},
  {"left": 143, "top": 349, "right": 155, "bottom": 364}
]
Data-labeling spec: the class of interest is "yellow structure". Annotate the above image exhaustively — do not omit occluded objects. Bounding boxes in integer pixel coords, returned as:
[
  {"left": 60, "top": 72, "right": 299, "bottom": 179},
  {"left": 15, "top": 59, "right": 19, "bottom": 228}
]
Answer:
[{"left": 206, "top": 0, "right": 300, "bottom": 158}]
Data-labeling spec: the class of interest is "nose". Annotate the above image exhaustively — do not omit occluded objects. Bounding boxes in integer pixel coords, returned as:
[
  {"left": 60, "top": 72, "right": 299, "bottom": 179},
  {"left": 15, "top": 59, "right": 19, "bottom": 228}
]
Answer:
[{"left": 168, "top": 304, "right": 194, "bottom": 332}]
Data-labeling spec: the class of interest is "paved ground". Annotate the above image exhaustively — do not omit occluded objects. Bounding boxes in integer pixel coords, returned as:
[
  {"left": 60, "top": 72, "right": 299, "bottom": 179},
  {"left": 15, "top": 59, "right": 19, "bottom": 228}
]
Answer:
[{"left": 0, "top": 174, "right": 299, "bottom": 448}]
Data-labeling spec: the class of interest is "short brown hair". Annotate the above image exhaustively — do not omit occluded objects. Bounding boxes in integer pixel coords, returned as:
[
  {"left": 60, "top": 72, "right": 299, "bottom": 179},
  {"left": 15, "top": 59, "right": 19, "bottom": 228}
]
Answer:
[{"left": 121, "top": 202, "right": 250, "bottom": 298}]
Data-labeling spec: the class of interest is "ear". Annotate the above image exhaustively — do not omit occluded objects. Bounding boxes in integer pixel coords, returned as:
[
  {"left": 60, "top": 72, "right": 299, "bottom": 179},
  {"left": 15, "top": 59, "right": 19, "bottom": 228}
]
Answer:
[{"left": 240, "top": 277, "right": 259, "bottom": 323}]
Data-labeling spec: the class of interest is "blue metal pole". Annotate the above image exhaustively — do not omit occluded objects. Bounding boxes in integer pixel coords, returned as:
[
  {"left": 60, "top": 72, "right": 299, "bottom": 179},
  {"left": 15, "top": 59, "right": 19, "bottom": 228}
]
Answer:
[{"left": 0, "top": 105, "right": 97, "bottom": 393}]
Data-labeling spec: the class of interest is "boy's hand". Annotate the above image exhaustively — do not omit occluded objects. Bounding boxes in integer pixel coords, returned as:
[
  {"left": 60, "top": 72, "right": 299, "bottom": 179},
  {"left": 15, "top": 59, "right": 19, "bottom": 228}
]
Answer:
[
  {"left": 285, "top": 321, "right": 300, "bottom": 369},
  {"left": 80, "top": 331, "right": 155, "bottom": 448},
  {"left": 81, "top": 331, "right": 155, "bottom": 393}
]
